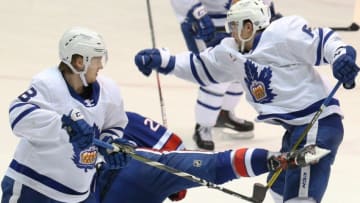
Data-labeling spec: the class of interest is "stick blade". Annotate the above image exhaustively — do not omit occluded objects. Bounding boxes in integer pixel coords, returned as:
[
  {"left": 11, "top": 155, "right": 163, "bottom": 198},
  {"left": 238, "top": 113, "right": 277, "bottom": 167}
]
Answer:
[
  {"left": 331, "top": 22, "right": 359, "bottom": 31},
  {"left": 350, "top": 22, "right": 359, "bottom": 31},
  {"left": 252, "top": 183, "right": 268, "bottom": 203}
]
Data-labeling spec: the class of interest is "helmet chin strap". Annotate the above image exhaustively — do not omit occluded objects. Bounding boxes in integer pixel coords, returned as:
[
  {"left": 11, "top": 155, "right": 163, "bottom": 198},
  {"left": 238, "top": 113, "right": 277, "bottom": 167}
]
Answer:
[
  {"left": 63, "top": 61, "right": 89, "bottom": 87},
  {"left": 79, "top": 72, "right": 89, "bottom": 87},
  {"left": 237, "top": 26, "right": 256, "bottom": 53}
]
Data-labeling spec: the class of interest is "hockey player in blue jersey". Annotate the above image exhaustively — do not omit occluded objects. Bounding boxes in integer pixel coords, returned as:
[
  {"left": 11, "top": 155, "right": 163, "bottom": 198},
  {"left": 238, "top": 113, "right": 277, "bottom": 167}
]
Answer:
[
  {"left": 86, "top": 111, "right": 329, "bottom": 203},
  {"left": 134, "top": 0, "right": 359, "bottom": 202},
  {"left": 169, "top": 0, "right": 282, "bottom": 150},
  {"left": 1, "top": 27, "right": 134, "bottom": 203}
]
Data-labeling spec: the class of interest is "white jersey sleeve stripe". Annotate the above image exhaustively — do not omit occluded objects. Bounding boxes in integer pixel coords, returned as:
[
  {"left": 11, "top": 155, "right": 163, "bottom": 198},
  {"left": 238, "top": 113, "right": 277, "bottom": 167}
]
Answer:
[
  {"left": 101, "top": 127, "right": 124, "bottom": 135},
  {"left": 315, "top": 28, "right": 324, "bottom": 66},
  {"left": 9, "top": 159, "right": 88, "bottom": 195},
  {"left": 190, "top": 53, "right": 206, "bottom": 86},
  {"left": 9, "top": 102, "right": 39, "bottom": 113},
  {"left": 257, "top": 98, "right": 340, "bottom": 122},
  {"left": 11, "top": 105, "right": 40, "bottom": 129},
  {"left": 9, "top": 102, "right": 29, "bottom": 113},
  {"left": 176, "top": 143, "right": 186, "bottom": 150},
  {"left": 244, "top": 148, "right": 256, "bottom": 177},
  {"left": 153, "top": 129, "right": 172, "bottom": 150},
  {"left": 194, "top": 54, "right": 219, "bottom": 83},
  {"left": 322, "top": 30, "right": 335, "bottom": 64}
]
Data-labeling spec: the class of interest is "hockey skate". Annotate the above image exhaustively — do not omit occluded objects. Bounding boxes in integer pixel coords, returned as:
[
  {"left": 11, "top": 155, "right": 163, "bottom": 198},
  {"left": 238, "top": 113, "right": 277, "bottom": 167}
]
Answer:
[
  {"left": 214, "top": 110, "right": 254, "bottom": 139},
  {"left": 267, "top": 145, "right": 331, "bottom": 171},
  {"left": 193, "top": 124, "right": 214, "bottom": 150}
]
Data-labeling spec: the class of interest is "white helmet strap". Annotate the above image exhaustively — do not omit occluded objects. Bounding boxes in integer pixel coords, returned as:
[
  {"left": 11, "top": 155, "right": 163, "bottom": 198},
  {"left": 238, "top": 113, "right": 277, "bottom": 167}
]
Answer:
[
  {"left": 63, "top": 59, "right": 90, "bottom": 87},
  {"left": 237, "top": 22, "right": 256, "bottom": 53}
]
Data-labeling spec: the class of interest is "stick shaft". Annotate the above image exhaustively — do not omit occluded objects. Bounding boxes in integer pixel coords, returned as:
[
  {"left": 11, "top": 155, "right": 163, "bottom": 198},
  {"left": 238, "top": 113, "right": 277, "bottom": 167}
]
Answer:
[
  {"left": 266, "top": 81, "right": 342, "bottom": 188},
  {"left": 146, "top": 0, "right": 168, "bottom": 126},
  {"left": 94, "top": 139, "right": 257, "bottom": 202}
]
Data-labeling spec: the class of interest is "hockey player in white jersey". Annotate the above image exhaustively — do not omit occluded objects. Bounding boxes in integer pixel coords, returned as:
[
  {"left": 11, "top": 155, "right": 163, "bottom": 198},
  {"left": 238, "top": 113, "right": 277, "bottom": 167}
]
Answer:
[
  {"left": 134, "top": 0, "right": 359, "bottom": 202},
  {"left": 169, "top": 0, "right": 282, "bottom": 150},
  {"left": 170, "top": 0, "right": 253, "bottom": 151},
  {"left": 1, "top": 27, "right": 134, "bottom": 203}
]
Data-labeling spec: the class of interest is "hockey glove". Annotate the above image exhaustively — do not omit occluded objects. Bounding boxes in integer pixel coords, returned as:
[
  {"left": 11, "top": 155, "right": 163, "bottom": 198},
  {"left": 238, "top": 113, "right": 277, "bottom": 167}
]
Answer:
[
  {"left": 186, "top": 3, "right": 215, "bottom": 42},
  {"left": 61, "top": 109, "right": 94, "bottom": 150},
  {"left": 205, "top": 32, "right": 230, "bottom": 47},
  {"left": 267, "top": 145, "right": 331, "bottom": 171},
  {"left": 98, "top": 137, "right": 136, "bottom": 169},
  {"left": 134, "top": 48, "right": 175, "bottom": 76},
  {"left": 332, "top": 45, "right": 359, "bottom": 89}
]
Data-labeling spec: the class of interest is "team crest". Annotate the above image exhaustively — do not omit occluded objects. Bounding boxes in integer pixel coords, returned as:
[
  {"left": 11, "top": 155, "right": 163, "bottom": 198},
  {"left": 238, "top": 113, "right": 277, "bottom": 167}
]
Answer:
[
  {"left": 72, "top": 146, "right": 98, "bottom": 172},
  {"left": 71, "top": 124, "right": 100, "bottom": 172},
  {"left": 244, "top": 60, "right": 277, "bottom": 104}
]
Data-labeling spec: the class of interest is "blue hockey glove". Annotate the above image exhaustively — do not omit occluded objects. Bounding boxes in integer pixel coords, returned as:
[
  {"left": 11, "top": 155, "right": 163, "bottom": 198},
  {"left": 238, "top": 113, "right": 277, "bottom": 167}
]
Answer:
[
  {"left": 269, "top": 2, "right": 283, "bottom": 22},
  {"left": 204, "top": 32, "right": 230, "bottom": 47},
  {"left": 99, "top": 137, "right": 136, "bottom": 169},
  {"left": 134, "top": 48, "right": 175, "bottom": 76},
  {"left": 186, "top": 3, "right": 215, "bottom": 42},
  {"left": 332, "top": 46, "right": 359, "bottom": 88},
  {"left": 61, "top": 109, "right": 94, "bottom": 150}
]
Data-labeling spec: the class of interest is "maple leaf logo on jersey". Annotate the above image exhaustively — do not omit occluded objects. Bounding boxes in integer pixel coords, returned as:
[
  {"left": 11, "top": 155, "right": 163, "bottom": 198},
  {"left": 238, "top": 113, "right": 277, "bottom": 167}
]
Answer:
[
  {"left": 244, "top": 60, "right": 277, "bottom": 103},
  {"left": 84, "top": 99, "right": 95, "bottom": 107}
]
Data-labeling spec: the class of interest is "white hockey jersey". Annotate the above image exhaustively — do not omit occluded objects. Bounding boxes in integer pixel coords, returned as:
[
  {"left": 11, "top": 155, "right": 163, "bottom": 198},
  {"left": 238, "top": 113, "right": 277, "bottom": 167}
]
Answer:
[
  {"left": 171, "top": 16, "right": 344, "bottom": 125},
  {"left": 6, "top": 67, "right": 127, "bottom": 202}
]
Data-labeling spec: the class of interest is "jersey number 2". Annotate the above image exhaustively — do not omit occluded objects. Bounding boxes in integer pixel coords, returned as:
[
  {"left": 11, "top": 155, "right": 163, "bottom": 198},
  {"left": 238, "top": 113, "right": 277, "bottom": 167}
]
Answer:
[{"left": 144, "top": 118, "right": 160, "bottom": 132}]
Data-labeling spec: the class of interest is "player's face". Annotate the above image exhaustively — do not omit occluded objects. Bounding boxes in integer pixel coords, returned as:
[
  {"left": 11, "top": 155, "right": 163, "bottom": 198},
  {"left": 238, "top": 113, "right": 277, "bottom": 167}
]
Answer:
[
  {"left": 229, "top": 21, "right": 254, "bottom": 52},
  {"left": 86, "top": 56, "right": 104, "bottom": 83},
  {"left": 229, "top": 22, "right": 240, "bottom": 41},
  {"left": 230, "top": 22, "right": 245, "bottom": 44}
]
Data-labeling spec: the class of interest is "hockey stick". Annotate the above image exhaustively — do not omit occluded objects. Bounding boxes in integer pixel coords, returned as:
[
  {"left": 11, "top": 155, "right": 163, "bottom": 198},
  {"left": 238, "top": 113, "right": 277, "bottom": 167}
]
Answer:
[
  {"left": 330, "top": 22, "right": 359, "bottom": 31},
  {"left": 94, "top": 139, "right": 263, "bottom": 203},
  {"left": 251, "top": 81, "right": 342, "bottom": 202},
  {"left": 146, "top": 0, "right": 168, "bottom": 127}
]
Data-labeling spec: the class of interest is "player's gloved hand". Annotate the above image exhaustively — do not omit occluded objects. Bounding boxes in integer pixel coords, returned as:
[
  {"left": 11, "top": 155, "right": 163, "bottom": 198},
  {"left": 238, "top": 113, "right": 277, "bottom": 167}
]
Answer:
[
  {"left": 186, "top": 3, "right": 215, "bottom": 42},
  {"left": 269, "top": 2, "right": 283, "bottom": 22},
  {"left": 168, "top": 190, "right": 187, "bottom": 201},
  {"left": 134, "top": 48, "right": 175, "bottom": 76},
  {"left": 332, "top": 45, "right": 359, "bottom": 89},
  {"left": 98, "top": 137, "right": 136, "bottom": 169},
  {"left": 205, "top": 32, "right": 230, "bottom": 47},
  {"left": 61, "top": 109, "right": 94, "bottom": 150}
]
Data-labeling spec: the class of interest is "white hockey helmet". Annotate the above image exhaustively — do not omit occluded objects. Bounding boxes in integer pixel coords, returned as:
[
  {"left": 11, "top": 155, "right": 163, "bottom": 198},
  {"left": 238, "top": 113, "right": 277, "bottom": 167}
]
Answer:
[
  {"left": 226, "top": 0, "right": 271, "bottom": 33},
  {"left": 59, "top": 26, "right": 108, "bottom": 86}
]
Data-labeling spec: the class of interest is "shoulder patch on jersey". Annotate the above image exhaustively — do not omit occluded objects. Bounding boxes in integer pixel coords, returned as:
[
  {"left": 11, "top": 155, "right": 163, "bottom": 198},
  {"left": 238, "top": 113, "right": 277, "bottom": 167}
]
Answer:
[
  {"left": 244, "top": 60, "right": 277, "bottom": 103},
  {"left": 193, "top": 159, "right": 202, "bottom": 167}
]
